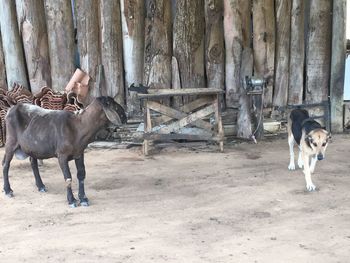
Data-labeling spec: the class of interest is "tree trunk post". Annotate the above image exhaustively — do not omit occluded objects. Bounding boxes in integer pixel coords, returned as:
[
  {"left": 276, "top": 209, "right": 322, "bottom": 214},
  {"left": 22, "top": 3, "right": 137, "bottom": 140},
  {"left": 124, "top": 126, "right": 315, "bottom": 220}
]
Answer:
[
  {"left": 144, "top": 0, "right": 172, "bottom": 105},
  {"left": 288, "top": 0, "right": 305, "bottom": 105},
  {"left": 44, "top": 0, "right": 75, "bottom": 92},
  {"left": 16, "top": 0, "right": 51, "bottom": 94},
  {"left": 273, "top": 0, "right": 291, "bottom": 110},
  {"left": 330, "top": 0, "right": 346, "bottom": 133},
  {"left": 0, "top": 0, "right": 29, "bottom": 90},
  {"left": 76, "top": 0, "right": 100, "bottom": 102},
  {"left": 173, "top": 0, "right": 205, "bottom": 104},
  {"left": 100, "top": 0, "right": 125, "bottom": 106},
  {"left": 204, "top": 0, "right": 224, "bottom": 92},
  {"left": 120, "top": 0, "right": 145, "bottom": 118}
]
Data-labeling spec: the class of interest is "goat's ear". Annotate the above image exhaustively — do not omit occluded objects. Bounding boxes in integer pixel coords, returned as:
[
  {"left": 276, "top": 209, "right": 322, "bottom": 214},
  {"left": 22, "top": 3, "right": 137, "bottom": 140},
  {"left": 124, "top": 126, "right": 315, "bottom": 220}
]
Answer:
[{"left": 104, "top": 106, "right": 123, "bottom": 125}]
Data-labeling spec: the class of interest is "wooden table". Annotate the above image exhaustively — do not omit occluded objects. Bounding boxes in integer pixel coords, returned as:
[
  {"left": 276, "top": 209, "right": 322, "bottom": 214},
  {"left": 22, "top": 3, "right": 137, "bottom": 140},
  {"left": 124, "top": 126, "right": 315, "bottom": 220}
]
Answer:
[{"left": 137, "top": 88, "right": 225, "bottom": 155}]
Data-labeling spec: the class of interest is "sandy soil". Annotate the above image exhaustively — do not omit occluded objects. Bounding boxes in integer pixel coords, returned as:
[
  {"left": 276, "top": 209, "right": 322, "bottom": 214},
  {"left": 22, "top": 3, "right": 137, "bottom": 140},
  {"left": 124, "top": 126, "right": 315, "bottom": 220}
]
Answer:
[{"left": 0, "top": 134, "right": 350, "bottom": 263}]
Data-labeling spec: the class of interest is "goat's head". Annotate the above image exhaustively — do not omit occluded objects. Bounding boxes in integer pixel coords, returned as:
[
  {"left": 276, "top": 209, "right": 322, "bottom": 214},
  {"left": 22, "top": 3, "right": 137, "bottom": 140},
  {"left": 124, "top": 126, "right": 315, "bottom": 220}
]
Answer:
[{"left": 96, "top": 97, "right": 127, "bottom": 125}]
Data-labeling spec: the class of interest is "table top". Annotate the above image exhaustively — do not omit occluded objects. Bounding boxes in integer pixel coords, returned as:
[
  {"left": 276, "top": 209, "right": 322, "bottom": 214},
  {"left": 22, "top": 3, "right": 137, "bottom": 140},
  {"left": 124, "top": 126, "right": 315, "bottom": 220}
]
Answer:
[{"left": 137, "top": 88, "right": 224, "bottom": 99}]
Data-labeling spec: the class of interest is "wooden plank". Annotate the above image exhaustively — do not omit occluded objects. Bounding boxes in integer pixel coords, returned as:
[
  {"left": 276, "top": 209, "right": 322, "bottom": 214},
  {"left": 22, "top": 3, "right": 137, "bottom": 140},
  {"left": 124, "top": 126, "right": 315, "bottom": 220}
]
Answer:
[
  {"left": 152, "top": 96, "right": 211, "bottom": 125},
  {"left": 157, "top": 104, "right": 215, "bottom": 134},
  {"left": 305, "top": 0, "right": 332, "bottom": 103},
  {"left": 214, "top": 95, "right": 224, "bottom": 152},
  {"left": 288, "top": 0, "right": 305, "bottom": 105},
  {"left": 138, "top": 88, "right": 224, "bottom": 99},
  {"left": 330, "top": 0, "right": 346, "bottom": 133},
  {"left": 99, "top": 0, "right": 125, "bottom": 106},
  {"left": 147, "top": 101, "right": 212, "bottom": 130},
  {"left": 0, "top": 0, "right": 29, "bottom": 89},
  {"left": 143, "top": 133, "right": 221, "bottom": 141},
  {"left": 16, "top": 0, "right": 51, "bottom": 94},
  {"left": 273, "top": 0, "right": 291, "bottom": 108}
]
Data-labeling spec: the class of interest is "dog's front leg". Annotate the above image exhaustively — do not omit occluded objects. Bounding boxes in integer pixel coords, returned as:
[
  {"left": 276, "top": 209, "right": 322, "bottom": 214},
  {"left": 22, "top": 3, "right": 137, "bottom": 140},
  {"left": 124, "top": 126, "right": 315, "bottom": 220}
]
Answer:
[
  {"left": 297, "top": 147, "right": 303, "bottom": 168},
  {"left": 310, "top": 155, "right": 318, "bottom": 174},
  {"left": 302, "top": 152, "right": 316, "bottom": 191},
  {"left": 288, "top": 135, "right": 296, "bottom": 170}
]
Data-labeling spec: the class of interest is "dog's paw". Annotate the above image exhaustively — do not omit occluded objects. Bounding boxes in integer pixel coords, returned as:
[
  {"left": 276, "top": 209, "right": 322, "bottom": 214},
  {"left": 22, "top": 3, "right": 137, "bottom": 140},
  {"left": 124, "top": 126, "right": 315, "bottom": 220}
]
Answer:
[
  {"left": 306, "top": 183, "right": 316, "bottom": 191},
  {"left": 298, "top": 160, "right": 303, "bottom": 169},
  {"left": 288, "top": 163, "right": 295, "bottom": 170}
]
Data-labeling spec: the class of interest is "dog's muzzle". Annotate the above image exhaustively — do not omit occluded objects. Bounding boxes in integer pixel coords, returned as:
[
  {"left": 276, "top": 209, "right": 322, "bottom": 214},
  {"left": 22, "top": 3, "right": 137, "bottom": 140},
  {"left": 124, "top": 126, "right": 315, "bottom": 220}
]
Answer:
[{"left": 317, "top": 154, "right": 324, "bottom": 161}]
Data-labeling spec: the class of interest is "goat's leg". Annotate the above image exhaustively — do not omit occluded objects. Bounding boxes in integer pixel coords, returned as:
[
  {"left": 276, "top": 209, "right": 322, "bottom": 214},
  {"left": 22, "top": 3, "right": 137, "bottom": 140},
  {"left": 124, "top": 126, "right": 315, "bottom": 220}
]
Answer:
[
  {"left": 75, "top": 155, "right": 89, "bottom": 206},
  {"left": 30, "top": 157, "right": 46, "bottom": 192},
  {"left": 2, "top": 151, "right": 14, "bottom": 197},
  {"left": 58, "top": 157, "right": 77, "bottom": 207}
]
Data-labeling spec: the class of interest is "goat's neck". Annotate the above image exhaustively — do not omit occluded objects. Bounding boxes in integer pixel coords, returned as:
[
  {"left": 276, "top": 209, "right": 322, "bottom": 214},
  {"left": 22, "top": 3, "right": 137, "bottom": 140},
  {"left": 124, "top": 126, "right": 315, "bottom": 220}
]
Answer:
[{"left": 76, "top": 103, "right": 107, "bottom": 142}]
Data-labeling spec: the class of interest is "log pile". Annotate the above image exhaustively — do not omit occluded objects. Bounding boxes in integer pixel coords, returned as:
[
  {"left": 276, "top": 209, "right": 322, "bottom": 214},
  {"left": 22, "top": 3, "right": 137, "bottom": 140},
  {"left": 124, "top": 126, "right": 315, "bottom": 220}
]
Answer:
[{"left": 0, "top": 83, "right": 83, "bottom": 146}]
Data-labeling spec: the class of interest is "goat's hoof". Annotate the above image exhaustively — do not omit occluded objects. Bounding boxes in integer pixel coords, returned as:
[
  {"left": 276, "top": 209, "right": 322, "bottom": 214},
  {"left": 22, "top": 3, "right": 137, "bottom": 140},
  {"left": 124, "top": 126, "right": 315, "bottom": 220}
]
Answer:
[
  {"left": 38, "top": 186, "right": 47, "bottom": 193},
  {"left": 5, "top": 190, "right": 14, "bottom": 198},
  {"left": 80, "top": 201, "right": 89, "bottom": 207},
  {"left": 68, "top": 202, "right": 78, "bottom": 208},
  {"left": 80, "top": 198, "right": 89, "bottom": 207}
]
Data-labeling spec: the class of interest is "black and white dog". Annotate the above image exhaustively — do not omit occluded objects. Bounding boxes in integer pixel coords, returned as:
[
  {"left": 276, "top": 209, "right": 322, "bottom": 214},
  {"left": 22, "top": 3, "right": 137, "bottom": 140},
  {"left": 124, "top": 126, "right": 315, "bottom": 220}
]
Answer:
[{"left": 287, "top": 109, "right": 331, "bottom": 191}]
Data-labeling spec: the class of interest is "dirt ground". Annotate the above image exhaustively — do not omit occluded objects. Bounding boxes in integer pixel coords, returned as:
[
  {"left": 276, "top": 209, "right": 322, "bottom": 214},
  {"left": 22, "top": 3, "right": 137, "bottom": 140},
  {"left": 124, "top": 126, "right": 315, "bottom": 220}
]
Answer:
[{"left": 0, "top": 134, "right": 350, "bottom": 263}]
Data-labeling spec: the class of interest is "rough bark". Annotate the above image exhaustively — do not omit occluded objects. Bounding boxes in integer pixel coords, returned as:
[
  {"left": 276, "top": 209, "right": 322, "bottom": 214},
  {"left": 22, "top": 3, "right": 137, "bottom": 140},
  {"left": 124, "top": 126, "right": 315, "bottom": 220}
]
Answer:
[
  {"left": 205, "top": 0, "right": 224, "bottom": 92},
  {"left": 76, "top": 0, "right": 100, "bottom": 102},
  {"left": 288, "top": 0, "right": 304, "bottom": 105},
  {"left": 121, "top": 0, "right": 145, "bottom": 118},
  {"left": 273, "top": 0, "right": 291, "bottom": 108},
  {"left": 223, "top": 0, "right": 251, "bottom": 108},
  {"left": 305, "top": 0, "right": 332, "bottom": 103},
  {"left": 330, "top": 0, "right": 346, "bottom": 132},
  {"left": 16, "top": 0, "right": 51, "bottom": 94},
  {"left": 265, "top": 0, "right": 275, "bottom": 108},
  {"left": 224, "top": 0, "right": 252, "bottom": 138},
  {"left": 100, "top": 0, "right": 125, "bottom": 106},
  {"left": 0, "top": 30, "right": 6, "bottom": 89},
  {"left": 144, "top": 0, "right": 172, "bottom": 105},
  {"left": 0, "top": 0, "right": 29, "bottom": 90},
  {"left": 252, "top": 0, "right": 274, "bottom": 108},
  {"left": 173, "top": 0, "right": 205, "bottom": 103},
  {"left": 44, "top": 0, "right": 75, "bottom": 92},
  {"left": 171, "top": 56, "right": 182, "bottom": 108},
  {"left": 237, "top": 48, "right": 253, "bottom": 139}
]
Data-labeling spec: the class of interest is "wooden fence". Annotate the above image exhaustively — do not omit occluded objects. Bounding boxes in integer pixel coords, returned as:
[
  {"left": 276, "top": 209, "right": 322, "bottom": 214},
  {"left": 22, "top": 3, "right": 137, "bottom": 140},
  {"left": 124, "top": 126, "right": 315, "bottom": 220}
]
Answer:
[{"left": 0, "top": 0, "right": 346, "bottom": 138}]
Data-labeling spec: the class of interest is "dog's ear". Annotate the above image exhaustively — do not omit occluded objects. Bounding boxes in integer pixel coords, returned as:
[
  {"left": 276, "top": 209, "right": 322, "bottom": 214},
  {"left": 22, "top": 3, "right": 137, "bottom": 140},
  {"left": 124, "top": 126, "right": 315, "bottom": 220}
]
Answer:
[
  {"left": 305, "top": 135, "right": 313, "bottom": 143},
  {"left": 327, "top": 132, "right": 332, "bottom": 142}
]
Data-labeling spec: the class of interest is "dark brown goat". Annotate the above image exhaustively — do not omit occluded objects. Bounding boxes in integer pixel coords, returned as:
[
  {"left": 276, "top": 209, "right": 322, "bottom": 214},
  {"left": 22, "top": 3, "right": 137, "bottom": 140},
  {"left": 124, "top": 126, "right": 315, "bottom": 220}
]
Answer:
[{"left": 2, "top": 97, "right": 127, "bottom": 207}]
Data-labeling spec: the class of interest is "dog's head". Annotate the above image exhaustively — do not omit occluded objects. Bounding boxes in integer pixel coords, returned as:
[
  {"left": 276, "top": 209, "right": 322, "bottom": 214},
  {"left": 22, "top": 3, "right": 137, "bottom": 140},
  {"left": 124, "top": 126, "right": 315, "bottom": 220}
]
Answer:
[{"left": 305, "top": 129, "right": 331, "bottom": 160}]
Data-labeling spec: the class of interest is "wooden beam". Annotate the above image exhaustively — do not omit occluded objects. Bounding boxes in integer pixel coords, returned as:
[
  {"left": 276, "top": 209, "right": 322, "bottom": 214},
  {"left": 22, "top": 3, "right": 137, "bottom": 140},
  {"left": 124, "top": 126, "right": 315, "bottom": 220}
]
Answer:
[{"left": 330, "top": 0, "right": 346, "bottom": 133}]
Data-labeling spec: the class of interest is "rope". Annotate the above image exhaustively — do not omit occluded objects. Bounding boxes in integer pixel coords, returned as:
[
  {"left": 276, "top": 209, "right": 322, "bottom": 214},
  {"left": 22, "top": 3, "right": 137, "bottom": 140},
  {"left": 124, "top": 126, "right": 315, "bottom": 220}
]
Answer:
[{"left": 250, "top": 84, "right": 265, "bottom": 144}]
